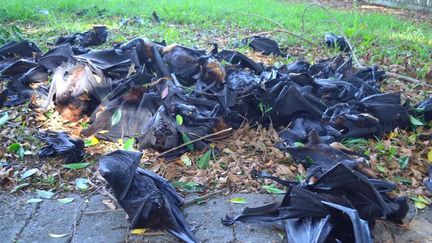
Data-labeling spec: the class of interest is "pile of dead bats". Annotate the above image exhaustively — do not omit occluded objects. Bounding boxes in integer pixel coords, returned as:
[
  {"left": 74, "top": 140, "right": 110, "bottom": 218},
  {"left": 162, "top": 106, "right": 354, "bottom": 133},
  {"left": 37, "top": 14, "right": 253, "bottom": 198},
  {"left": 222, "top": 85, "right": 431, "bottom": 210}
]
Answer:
[{"left": 1, "top": 26, "right": 431, "bottom": 242}]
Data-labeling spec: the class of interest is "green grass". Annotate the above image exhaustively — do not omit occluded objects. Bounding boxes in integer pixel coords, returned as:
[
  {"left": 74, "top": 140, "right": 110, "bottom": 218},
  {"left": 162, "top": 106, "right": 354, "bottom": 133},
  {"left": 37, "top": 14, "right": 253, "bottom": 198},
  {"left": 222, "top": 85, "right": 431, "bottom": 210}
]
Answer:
[{"left": 1, "top": 0, "right": 431, "bottom": 79}]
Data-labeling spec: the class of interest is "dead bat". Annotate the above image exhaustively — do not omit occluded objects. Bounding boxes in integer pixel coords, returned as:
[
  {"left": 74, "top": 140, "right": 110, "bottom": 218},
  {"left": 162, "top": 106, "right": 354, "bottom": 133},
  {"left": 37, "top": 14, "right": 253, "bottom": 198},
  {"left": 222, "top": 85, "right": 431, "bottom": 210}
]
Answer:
[
  {"left": 55, "top": 25, "right": 108, "bottom": 47},
  {"left": 321, "top": 201, "right": 372, "bottom": 243},
  {"left": 285, "top": 216, "right": 332, "bottom": 243},
  {"left": 0, "top": 40, "right": 42, "bottom": 59},
  {"left": 242, "top": 36, "right": 284, "bottom": 56},
  {"left": 99, "top": 150, "right": 198, "bottom": 243},
  {"left": 37, "top": 131, "right": 85, "bottom": 164}
]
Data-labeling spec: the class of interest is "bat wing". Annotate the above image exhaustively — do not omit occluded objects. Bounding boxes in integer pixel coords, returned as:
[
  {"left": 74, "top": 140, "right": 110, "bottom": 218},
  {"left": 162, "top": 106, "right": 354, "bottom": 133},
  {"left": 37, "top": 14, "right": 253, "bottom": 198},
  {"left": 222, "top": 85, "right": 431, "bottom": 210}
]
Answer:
[
  {"left": 285, "top": 215, "right": 332, "bottom": 243},
  {"left": 322, "top": 201, "right": 372, "bottom": 243},
  {"left": 163, "top": 198, "right": 199, "bottom": 243},
  {"left": 136, "top": 167, "right": 184, "bottom": 206}
]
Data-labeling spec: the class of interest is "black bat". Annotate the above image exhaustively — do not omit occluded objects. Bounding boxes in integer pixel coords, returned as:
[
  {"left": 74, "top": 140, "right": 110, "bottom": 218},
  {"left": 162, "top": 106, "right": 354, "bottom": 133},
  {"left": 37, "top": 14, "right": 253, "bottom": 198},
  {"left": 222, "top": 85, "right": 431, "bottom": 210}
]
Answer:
[
  {"left": 242, "top": 36, "right": 284, "bottom": 56},
  {"left": 38, "top": 131, "right": 85, "bottom": 164},
  {"left": 222, "top": 185, "right": 329, "bottom": 226},
  {"left": 99, "top": 150, "right": 198, "bottom": 243},
  {"left": 285, "top": 215, "right": 332, "bottom": 243},
  {"left": 321, "top": 201, "right": 372, "bottom": 243}
]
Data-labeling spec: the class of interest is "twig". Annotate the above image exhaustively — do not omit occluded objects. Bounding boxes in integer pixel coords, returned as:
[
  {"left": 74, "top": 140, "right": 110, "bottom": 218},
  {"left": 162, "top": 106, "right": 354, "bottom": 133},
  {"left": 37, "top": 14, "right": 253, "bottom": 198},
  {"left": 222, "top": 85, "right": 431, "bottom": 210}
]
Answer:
[
  {"left": 226, "top": 11, "right": 317, "bottom": 47},
  {"left": 183, "top": 189, "right": 227, "bottom": 207},
  {"left": 300, "top": 2, "right": 364, "bottom": 68},
  {"left": 156, "top": 128, "right": 232, "bottom": 158},
  {"left": 84, "top": 209, "right": 124, "bottom": 215},
  {"left": 384, "top": 72, "right": 421, "bottom": 84}
]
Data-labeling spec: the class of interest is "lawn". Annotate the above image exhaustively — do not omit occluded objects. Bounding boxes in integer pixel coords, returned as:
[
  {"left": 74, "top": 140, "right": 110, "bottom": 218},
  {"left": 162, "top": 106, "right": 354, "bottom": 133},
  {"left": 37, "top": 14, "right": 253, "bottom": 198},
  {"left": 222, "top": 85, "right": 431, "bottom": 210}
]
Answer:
[{"left": 1, "top": 0, "right": 431, "bottom": 80}]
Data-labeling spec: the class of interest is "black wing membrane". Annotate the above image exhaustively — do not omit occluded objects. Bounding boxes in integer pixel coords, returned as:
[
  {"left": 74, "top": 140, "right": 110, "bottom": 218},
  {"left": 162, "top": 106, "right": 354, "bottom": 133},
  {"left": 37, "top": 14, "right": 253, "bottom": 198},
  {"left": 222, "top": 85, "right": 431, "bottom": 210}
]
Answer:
[
  {"left": 285, "top": 215, "right": 332, "bottom": 243},
  {"left": 99, "top": 150, "right": 198, "bottom": 243},
  {"left": 322, "top": 201, "right": 372, "bottom": 243}
]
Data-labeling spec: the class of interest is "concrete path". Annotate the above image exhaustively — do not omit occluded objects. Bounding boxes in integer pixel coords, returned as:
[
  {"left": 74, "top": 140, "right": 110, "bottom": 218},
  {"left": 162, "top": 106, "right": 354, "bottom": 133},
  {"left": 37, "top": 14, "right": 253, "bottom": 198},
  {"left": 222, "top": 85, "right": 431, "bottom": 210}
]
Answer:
[{"left": 1, "top": 193, "right": 431, "bottom": 243}]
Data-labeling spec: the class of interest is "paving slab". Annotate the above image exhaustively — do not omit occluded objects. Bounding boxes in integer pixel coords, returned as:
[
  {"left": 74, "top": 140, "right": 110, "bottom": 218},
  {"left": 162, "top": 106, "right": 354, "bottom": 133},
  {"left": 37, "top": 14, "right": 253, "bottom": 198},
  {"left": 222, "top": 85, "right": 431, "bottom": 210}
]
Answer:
[
  {"left": 228, "top": 194, "right": 283, "bottom": 243},
  {"left": 74, "top": 194, "right": 129, "bottom": 243},
  {"left": 2, "top": 192, "right": 432, "bottom": 243},
  {"left": 0, "top": 193, "right": 35, "bottom": 242},
  {"left": 18, "top": 194, "right": 83, "bottom": 243}
]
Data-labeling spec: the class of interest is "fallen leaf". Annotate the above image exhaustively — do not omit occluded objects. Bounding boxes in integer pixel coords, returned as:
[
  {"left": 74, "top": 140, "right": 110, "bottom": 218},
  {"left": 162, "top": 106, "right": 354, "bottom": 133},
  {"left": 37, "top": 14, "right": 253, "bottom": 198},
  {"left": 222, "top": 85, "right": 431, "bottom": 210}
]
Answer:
[
  {"left": 0, "top": 112, "right": 9, "bottom": 126},
  {"left": 103, "top": 199, "right": 117, "bottom": 210},
  {"left": 230, "top": 197, "right": 248, "bottom": 204},
  {"left": 27, "top": 198, "right": 43, "bottom": 204},
  {"left": 11, "top": 183, "right": 30, "bottom": 193},
  {"left": 176, "top": 114, "right": 183, "bottom": 125},
  {"left": 111, "top": 109, "right": 122, "bottom": 126},
  {"left": 415, "top": 201, "right": 426, "bottom": 209},
  {"left": 48, "top": 233, "right": 68, "bottom": 238},
  {"left": 63, "top": 163, "right": 91, "bottom": 170},
  {"left": 36, "top": 189, "right": 54, "bottom": 199},
  {"left": 130, "top": 228, "right": 148, "bottom": 235},
  {"left": 57, "top": 198, "right": 75, "bottom": 204},
  {"left": 84, "top": 136, "right": 99, "bottom": 147},
  {"left": 75, "top": 178, "right": 89, "bottom": 190},
  {"left": 262, "top": 184, "right": 285, "bottom": 194},
  {"left": 123, "top": 137, "right": 135, "bottom": 151},
  {"left": 197, "top": 149, "right": 212, "bottom": 169},
  {"left": 9, "top": 143, "right": 24, "bottom": 159},
  {"left": 181, "top": 133, "right": 193, "bottom": 151},
  {"left": 410, "top": 115, "right": 424, "bottom": 126},
  {"left": 428, "top": 150, "right": 432, "bottom": 162},
  {"left": 180, "top": 154, "right": 192, "bottom": 166},
  {"left": 21, "top": 168, "right": 38, "bottom": 179}
]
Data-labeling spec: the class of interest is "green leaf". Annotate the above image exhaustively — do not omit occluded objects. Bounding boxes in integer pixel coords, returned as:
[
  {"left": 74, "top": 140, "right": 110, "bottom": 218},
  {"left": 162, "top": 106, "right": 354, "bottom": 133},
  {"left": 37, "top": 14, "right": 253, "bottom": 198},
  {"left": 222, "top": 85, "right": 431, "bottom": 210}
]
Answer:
[
  {"left": 9, "top": 143, "right": 24, "bottom": 159},
  {"left": 27, "top": 198, "right": 43, "bottom": 204},
  {"left": 293, "top": 142, "right": 304, "bottom": 148},
  {"left": 398, "top": 156, "right": 409, "bottom": 169},
  {"left": 410, "top": 115, "right": 424, "bottom": 126},
  {"left": 57, "top": 198, "right": 75, "bottom": 204},
  {"left": 21, "top": 168, "right": 38, "bottom": 179},
  {"left": 111, "top": 109, "right": 122, "bottom": 126},
  {"left": 171, "top": 181, "right": 205, "bottom": 193},
  {"left": 0, "top": 112, "right": 8, "bottom": 126},
  {"left": 229, "top": 197, "right": 248, "bottom": 204},
  {"left": 180, "top": 154, "right": 192, "bottom": 166},
  {"left": 197, "top": 149, "right": 212, "bottom": 169},
  {"left": 176, "top": 114, "right": 183, "bottom": 125},
  {"left": 181, "top": 132, "right": 193, "bottom": 151},
  {"left": 75, "top": 178, "right": 89, "bottom": 190},
  {"left": 262, "top": 184, "right": 285, "bottom": 194},
  {"left": 376, "top": 164, "right": 387, "bottom": 173},
  {"left": 84, "top": 136, "right": 99, "bottom": 147},
  {"left": 414, "top": 201, "right": 426, "bottom": 209},
  {"left": 342, "top": 138, "right": 368, "bottom": 146},
  {"left": 36, "top": 189, "right": 54, "bottom": 199},
  {"left": 123, "top": 137, "right": 135, "bottom": 151},
  {"left": 11, "top": 183, "right": 30, "bottom": 193},
  {"left": 63, "top": 163, "right": 91, "bottom": 170}
]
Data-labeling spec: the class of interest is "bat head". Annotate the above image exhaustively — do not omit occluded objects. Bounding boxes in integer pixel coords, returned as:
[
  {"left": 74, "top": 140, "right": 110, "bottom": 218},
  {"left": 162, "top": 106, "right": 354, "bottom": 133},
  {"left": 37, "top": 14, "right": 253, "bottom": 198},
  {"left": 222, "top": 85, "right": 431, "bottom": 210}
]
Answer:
[{"left": 99, "top": 150, "right": 143, "bottom": 200}]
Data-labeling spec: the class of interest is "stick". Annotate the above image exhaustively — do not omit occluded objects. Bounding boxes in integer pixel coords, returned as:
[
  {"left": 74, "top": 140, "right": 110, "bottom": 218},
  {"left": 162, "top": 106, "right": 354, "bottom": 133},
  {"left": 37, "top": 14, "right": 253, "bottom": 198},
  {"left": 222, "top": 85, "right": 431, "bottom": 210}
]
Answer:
[
  {"left": 183, "top": 189, "right": 227, "bottom": 207},
  {"left": 156, "top": 128, "right": 232, "bottom": 158},
  {"left": 301, "top": 2, "right": 364, "bottom": 68},
  {"left": 226, "top": 11, "right": 317, "bottom": 47},
  {"left": 84, "top": 209, "right": 124, "bottom": 215},
  {"left": 384, "top": 72, "right": 421, "bottom": 84}
]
